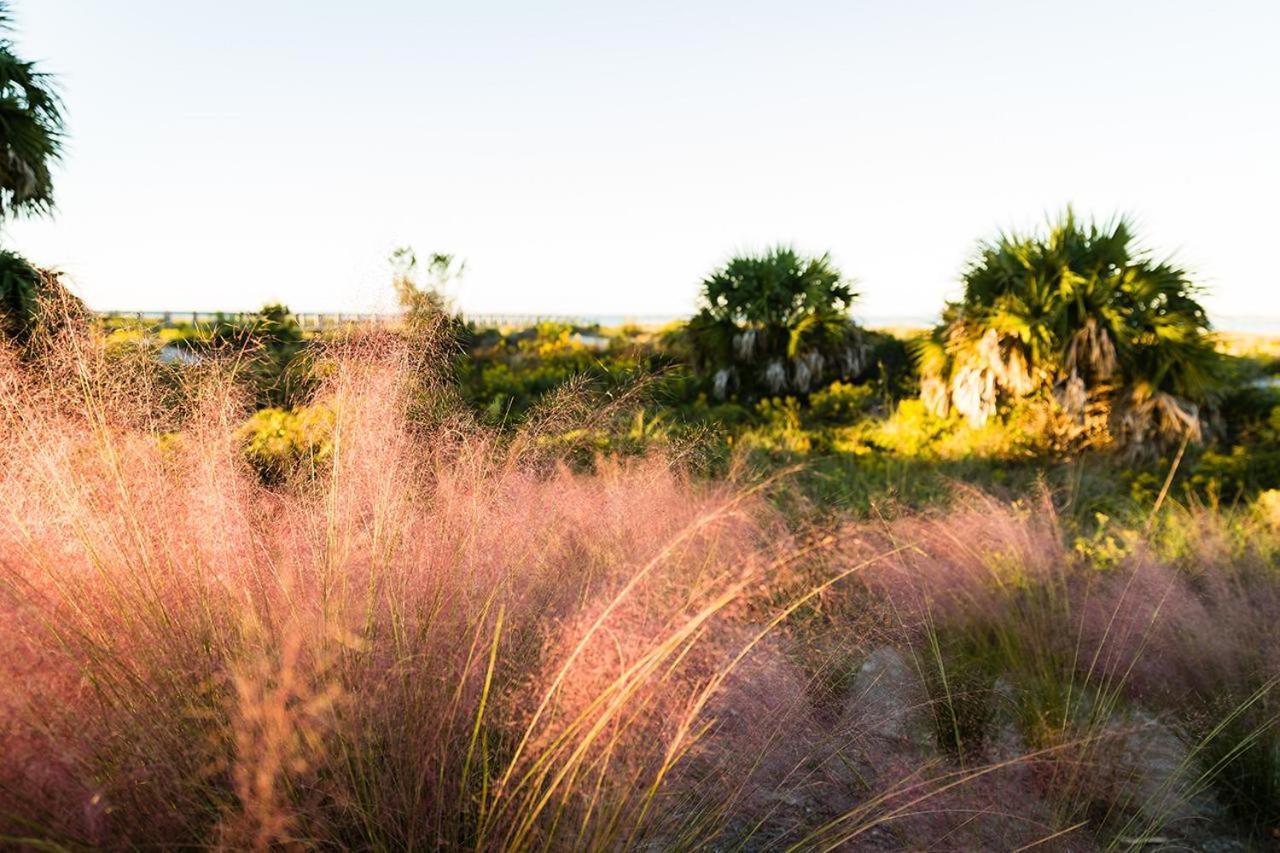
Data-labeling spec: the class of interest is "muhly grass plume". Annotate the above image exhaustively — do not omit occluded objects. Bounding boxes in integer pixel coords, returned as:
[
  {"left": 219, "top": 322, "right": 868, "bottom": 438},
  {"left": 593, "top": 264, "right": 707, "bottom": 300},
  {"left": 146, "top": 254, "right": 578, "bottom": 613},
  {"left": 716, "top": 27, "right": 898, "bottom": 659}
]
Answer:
[{"left": 0, "top": 321, "right": 1276, "bottom": 849}]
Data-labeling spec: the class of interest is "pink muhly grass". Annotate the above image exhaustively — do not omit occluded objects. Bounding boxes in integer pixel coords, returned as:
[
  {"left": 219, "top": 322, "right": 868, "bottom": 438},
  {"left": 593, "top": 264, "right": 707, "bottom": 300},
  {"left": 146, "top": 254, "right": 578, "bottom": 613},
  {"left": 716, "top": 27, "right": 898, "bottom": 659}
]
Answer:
[
  {"left": 0, "top": 326, "right": 839, "bottom": 849},
  {"left": 0, "top": 320, "right": 1275, "bottom": 849}
]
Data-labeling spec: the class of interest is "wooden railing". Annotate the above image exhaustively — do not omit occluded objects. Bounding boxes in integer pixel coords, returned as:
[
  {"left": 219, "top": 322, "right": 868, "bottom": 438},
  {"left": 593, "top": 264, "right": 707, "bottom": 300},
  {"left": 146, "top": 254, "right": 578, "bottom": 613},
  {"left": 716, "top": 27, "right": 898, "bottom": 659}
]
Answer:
[
  {"left": 94, "top": 311, "right": 683, "bottom": 330},
  {"left": 95, "top": 311, "right": 396, "bottom": 330}
]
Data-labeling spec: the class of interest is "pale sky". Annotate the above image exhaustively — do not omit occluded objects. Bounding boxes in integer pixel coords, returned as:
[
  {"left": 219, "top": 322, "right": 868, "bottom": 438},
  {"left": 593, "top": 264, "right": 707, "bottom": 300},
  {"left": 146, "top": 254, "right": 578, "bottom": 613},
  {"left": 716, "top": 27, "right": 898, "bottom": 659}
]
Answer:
[{"left": 4, "top": 1, "right": 1278, "bottom": 324}]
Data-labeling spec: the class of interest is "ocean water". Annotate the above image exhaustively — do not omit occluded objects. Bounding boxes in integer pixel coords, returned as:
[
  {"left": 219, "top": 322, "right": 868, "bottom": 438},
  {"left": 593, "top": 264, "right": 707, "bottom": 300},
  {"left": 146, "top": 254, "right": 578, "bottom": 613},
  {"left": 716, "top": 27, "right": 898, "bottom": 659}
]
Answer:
[{"left": 1210, "top": 316, "right": 1280, "bottom": 335}]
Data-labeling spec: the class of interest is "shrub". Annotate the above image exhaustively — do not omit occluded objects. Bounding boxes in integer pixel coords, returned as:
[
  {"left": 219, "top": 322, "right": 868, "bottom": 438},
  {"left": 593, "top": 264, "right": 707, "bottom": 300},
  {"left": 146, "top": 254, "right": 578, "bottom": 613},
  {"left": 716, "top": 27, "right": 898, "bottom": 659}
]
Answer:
[
  {"left": 458, "top": 323, "right": 666, "bottom": 426},
  {"left": 188, "top": 303, "right": 312, "bottom": 409}
]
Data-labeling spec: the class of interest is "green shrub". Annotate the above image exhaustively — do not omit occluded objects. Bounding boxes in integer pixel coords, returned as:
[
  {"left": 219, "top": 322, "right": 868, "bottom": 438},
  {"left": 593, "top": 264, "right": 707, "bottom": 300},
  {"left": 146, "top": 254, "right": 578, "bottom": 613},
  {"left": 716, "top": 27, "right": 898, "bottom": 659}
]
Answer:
[
  {"left": 862, "top": 330, "right": 917, "bottom": 397},
  {"left": 1216, "top": 386, "right": 1280, "bottom": 445},
  {"left": 458, "top": 324, "right": 670, "bottom": 425},
  {"left": 867, "top": 399, "right": 951, "bottom": 457},
  {"left": 1186, "top": 445, "right": 1280, "bottom": 503},
  {"left": 194, "top": 304, "right": 311, "bottom": 409},
  {"left": 0, "top": 251, "right": 85, "bottom": 352},
  {"left": 735, "top": 397, "right": 812, "bottom": 454}
]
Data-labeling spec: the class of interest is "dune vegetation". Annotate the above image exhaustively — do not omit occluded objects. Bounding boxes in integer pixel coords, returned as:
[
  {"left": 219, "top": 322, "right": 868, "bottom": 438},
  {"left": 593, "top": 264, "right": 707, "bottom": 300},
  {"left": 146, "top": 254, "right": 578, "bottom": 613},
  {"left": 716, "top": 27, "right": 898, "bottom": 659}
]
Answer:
[{"left": 1, "top": 303, "right": 1278, "bottom": 850}]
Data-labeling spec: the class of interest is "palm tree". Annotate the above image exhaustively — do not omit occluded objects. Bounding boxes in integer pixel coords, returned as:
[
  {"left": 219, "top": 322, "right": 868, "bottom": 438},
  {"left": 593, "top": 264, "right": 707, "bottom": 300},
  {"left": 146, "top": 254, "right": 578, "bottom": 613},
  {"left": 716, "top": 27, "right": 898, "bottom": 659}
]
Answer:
[
  {"left": 0, "top": 2, "right": 71, "bottom": 352},
  {"left": 687, "top": 246, "right": 868, "bottom": 400},
  {"left": 0, "top": 2, "right": 64, "bottom": 220},
  {"left": 915, "top": 210, "right": 1221, "bottom": 453}
]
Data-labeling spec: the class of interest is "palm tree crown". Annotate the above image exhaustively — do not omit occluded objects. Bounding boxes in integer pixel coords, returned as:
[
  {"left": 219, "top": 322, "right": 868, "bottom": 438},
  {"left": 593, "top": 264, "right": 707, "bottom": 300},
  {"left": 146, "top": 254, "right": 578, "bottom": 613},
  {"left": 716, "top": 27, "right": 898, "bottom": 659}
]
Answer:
[
  {"left": 915, "top": 211, "right": 1221, "bottom": 452},
  {"left": 0, "top": 2, "right": 63, "bottom": 220},
  {"left": 687, "top": 247, "right": 867, "bottom": 400}
]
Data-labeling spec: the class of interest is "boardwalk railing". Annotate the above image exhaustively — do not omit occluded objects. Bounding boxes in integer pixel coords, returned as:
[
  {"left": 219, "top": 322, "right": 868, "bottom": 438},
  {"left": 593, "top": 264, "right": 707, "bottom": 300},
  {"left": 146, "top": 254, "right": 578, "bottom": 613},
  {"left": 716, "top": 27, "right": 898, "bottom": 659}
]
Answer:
[
  {"left": 95, "top": 311, "right": 683, "bottom": 330},
  {"left": 96, "top": 311, "right": 396, "bottom": 330}
]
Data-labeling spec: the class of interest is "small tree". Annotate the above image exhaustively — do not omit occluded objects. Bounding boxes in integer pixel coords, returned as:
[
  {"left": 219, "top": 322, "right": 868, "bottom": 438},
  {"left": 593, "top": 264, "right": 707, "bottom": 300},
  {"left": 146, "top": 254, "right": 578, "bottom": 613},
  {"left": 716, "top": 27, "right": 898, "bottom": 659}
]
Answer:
[
  {"left": 392, "top": 247, "right": 465, "bottom": 328},
  {"left": 207, "top": 304, "right": 308, "bottom": 408},
  {"left": 687, "top": 246, "right": 867, "bottom": 400},
  {"left": 915, "top": 211, "right": 1221, "bottom": 453}
]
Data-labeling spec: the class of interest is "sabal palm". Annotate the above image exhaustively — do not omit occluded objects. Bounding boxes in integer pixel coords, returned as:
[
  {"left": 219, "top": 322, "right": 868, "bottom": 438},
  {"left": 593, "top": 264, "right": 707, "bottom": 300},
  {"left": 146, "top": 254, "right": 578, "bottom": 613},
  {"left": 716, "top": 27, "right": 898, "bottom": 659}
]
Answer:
[
  {"left": 916, "top": 211, "right": 1221, "bottom": 451},
  {"left": 688, "top": 247, "right": 866, "bottom": 399},
  {"left": 0, "top": 3, "right": 71, "bottom": 352},
  {"left": 0, "top": 2, "right": 63, "bottom": 220}
]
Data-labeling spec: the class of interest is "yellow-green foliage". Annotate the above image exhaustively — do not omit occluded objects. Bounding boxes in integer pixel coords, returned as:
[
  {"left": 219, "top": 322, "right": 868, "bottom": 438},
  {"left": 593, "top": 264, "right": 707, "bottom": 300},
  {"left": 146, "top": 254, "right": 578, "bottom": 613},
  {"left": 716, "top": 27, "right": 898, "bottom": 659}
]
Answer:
[
  {"left": 1070, "top": 512, "right": 1136, "bottom": 569},
  {"left": 461, "top": 323, "right": 663, "bottom": 424},
  {"left": 523, "top": 322, "right": 590, "bottom": 357},
  {"left": 237, "top": 405, "right": 334, "bottom": 481},
  {"left": 736, "top": 397, "right": 812, "bottom": 453},
  {"left": 1217, "top": 331, "right": 1280, "bottom": 362},
  {"left": 1256, "top": 489, "right": 1280, "bottom": 530},
  {"left": 866, "top": 399, "right": 951, "bottom": 457},
  {"left": 865, "top": 398, "right": 1045, "bottom": 460},
  {"left": 103, "top": 327, "right": 148, "bottom": 348},
  {"left": 807, "top": 380, "right": 875, "bottom": 423}
]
